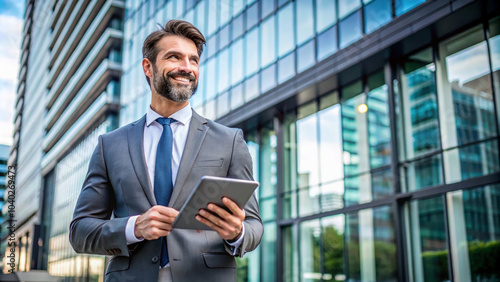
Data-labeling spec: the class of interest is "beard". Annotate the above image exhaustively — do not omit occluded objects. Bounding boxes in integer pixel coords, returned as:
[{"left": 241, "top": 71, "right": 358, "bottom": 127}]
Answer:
[{"left": 152, "top": 65, "right": 198, "bottom": 103}]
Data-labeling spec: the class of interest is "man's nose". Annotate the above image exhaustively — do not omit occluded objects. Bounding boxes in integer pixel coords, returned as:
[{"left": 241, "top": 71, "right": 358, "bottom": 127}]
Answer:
[{"left": 178, "top": 57, "right": 193, "bottom": 73}]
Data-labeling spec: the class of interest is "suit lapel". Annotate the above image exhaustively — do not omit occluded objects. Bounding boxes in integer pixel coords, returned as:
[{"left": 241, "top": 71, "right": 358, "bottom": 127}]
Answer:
[
  {"left": 127, "top": 115, "right": 157, "bottom": 206},
  {"left": 169, "top": 110, "right": 208, "bottom": 206}
]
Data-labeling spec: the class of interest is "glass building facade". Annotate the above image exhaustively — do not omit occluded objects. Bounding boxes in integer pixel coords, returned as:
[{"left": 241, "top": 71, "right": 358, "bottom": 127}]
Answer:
[{"left": 6, "top": 0, "right": 500, "bottom": 281}]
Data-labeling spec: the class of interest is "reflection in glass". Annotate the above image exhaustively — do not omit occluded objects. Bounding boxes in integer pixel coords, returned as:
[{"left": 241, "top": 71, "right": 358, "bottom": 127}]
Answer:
[
  {"left": 401, "top": 155, "right": 443, "bottom": 191},
  {"left": 217, "top": 48, "right": 229, "bottom": 93},
  {"left": 297, "top": 40, "right": 316, "bottom": 73},
  {"left": 245, "top": 73, "right": 260, "bottom": 101},
  {"left": 372, "top": 168, "right": 393, "bottom": 200},
  {"left": 261, "top": 64, "right": 276, "bottom": 93},
  {"left": 443, "top": 139, "right": 500, "bottom": 184},
  {"left": 346, "top": 206, "right": 396, "bottom": 281},
  {"left": 299, "top": 186, "right": 321, "bottom": 217},
  {"left": 231, "top": 38, "right": 244, "bottom": 86},
  {"left": 261, "top": 15, "right": 276, "bottom": 68},
  {"left": 342, "top": 81, "right": 369, "bottom": 176},
  {"left": 395, "top": 0, "right": 425, "bottom": 16},
  {"left": 278, "top": 52, "right": 296, "bottom": 83},
  {"left": 446, "top": 185, "right": 500, "bottom": 280},
  {"left": 278, "top": 3, "right": 295, "bottom": 57},
  {"left": 297, "top": 102, "right": 319, "bottom": 188},
  {"left": 205, "top": 57, "right": 217, "bottom": 100},
  {"left": 317, "top": 26, "right": 338, "bottom": 62},
  {"left": 232, "top": 13, "right": 244, "bottom": 40},
  {"left": 437, "top": 27, "right": 496, "bottom": 149},
  {"left": 262, "top": 222, "right": 277, "bottom": 281},
  {"left": 246, "top": 2, "right": 259, "bottom": 30},
  {"left": 316, "top": 0, "right": 337, "bottom": 33},
  {"left": 322, "top": 215, "right": 345, "bottom": 281},
  {"left": 367, "top": 72, "right": 391, "bottom": 168},
  {"left": 283, "top": 226, "right": 299, "bottom": 282},
  {"left": 296, "top": 0, "right": 314, "bottom": 45},
  {"left": 259, "top": 126, "right": 277, "bottom": 199},
  {"left": 398, "top": 48, "right": 441, "bottom": 160},
  {"left": 339, "top": 11, "right": 362, "bottom": 49},
  {"left": 245, "top": 28, "right": 260, "bottom": 77},
  {"left": 364, "top": 0, "right": 391, "bottom": 34},
  {"left": 408, "top": 197, "right": 449, "bottom": 282},
  {"left": 488, "top": 17, "right": 500, "bottom": 134},
  {"left": 338, "top": 0, "right": 361, "bottom": 19},
  {"left": 300, "top": 220, "right": 321, "bottom": 282},
  {"left": 321, "top": 180, "right": 344, "bottom": 212},
  {"left": 230, "top": 83, "right": 244, "bottom": 110}
]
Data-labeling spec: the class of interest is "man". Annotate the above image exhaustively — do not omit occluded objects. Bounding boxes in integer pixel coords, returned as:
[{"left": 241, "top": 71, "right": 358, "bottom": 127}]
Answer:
[{"left": 69, "top": 20, "right": 263, "bottom": 282}]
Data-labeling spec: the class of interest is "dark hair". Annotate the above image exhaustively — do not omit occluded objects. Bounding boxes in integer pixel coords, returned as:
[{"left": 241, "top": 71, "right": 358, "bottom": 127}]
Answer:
[{"left": 142, "top": 19, "right": 206, "bottom": 65}]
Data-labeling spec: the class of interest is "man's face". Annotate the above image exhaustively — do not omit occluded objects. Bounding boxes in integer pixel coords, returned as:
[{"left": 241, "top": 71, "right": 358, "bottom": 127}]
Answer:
[{"left": 150, "top": 35, "right": 200, "bottom": 102}]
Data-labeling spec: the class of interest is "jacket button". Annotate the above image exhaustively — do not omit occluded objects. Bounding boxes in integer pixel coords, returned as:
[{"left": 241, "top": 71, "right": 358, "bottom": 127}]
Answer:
[{"left": 152, "top": 256, "right": 159, "bottom": 263}]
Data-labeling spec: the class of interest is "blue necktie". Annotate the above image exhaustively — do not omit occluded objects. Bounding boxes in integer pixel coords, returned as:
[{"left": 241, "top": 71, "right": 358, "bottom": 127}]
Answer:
[{"left": 154, "top": 117, "right": 176, "bottom": 267}]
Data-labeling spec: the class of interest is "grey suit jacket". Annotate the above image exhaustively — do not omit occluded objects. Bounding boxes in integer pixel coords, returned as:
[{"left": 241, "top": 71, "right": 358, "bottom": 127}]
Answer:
[{"left": 69, "top": 110, "right": 263, "bottom": 282}]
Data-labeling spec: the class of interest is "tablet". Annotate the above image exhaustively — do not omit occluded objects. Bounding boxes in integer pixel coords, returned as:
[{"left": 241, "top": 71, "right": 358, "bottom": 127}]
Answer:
[{"left": 172, "top": 176, "right": 259, "bottom": 230}]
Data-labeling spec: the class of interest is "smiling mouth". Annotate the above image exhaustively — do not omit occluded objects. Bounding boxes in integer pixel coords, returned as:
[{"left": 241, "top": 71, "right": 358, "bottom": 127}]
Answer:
[{"left": 171, "top": 76, "right": 191, "bottom": 83}]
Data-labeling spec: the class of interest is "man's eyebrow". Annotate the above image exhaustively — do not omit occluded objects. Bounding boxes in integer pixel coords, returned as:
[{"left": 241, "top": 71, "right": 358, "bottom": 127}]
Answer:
[{"left": 162, "top": 51, "right": 199, "bottom": 61}]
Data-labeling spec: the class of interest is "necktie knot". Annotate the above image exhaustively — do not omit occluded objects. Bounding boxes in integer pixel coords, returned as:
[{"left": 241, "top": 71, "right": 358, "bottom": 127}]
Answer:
[{"left": 157, "top": 117, "right": 176, "bottom": 126}]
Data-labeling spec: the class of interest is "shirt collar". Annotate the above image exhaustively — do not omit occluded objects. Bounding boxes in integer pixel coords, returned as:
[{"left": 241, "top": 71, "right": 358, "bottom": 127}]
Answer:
[{"left": 146, "top": 103, "right": 192, "bottom": 127}]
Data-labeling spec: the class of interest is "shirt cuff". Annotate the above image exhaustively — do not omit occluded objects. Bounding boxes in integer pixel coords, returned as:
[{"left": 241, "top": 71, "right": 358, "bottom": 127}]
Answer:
[
  {"left": 126, "top": 215, "right": 144, "bottom": 245},
  {"left": 225, "top": 224, "right": 245, "bottom": 255}
]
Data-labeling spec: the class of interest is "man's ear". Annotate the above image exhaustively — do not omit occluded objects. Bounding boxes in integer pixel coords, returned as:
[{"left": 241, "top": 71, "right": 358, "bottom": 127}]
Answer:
[{"left": 142, "top": 58, "right": 153, "bottom": 78}]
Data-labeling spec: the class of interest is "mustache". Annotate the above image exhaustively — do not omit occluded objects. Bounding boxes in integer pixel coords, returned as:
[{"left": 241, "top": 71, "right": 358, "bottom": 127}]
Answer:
[{"left": 166, "top": 71, "right": 196, "bottom": 82}]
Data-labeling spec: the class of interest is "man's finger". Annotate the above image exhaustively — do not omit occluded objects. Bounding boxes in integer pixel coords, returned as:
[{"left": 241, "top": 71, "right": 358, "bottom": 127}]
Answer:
[{"left": 222, "top": 197, "right": 245, "bottom": 218}]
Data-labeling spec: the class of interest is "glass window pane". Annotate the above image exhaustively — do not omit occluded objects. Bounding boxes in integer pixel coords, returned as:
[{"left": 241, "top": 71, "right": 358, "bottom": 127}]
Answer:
[
  {"left": 364, "top": 0, "right": 391, "bottom": 34},
  {"left": 216, "top": 91, "right": 229, "bottom": 117},
  {"left": 321, "top": 180, "right": 344, "bottom": 212},
  {"left": 261, "top": 0, "right": 275, "bottom": 18},
  {"left": 278, "top": 52, "right": 296, "bottom": 83},
  {"left": 231, "top": 38, "right": 244, "bottom": 85},
  {"left": 322, "top": 215, "right": 346, "bottom": 281},
  {"left": 261, "top": 64, "right": 276, "bottom": 93},
  {"left": 296, "top": 0, "right": 314, "bottom": 45},
  {"left": 446, "top": 184, "right": 500, "bottom": 281},
  {"left": 230, "top": 83, "right": 244, "bottom": 110},
  {"left": 232, "top": 13, "right": 244, "bottom": 40},
  {"left": 300, "top": 219, "right": 321, "bottom": 281},
  {"left": 261, "top": 15, "right": 276, "bottom": 68},
  {"left": 262, "top": 222, "right": 277, "bottom": 281},
  {"left": 205, "top": 57, "right": 217, "bottom": 100},
  {"left": 316, "top": 0, "right": 337, "bottom": 33},
  {"left": 318, "top": 97, "right": 343, "bottom": 184},
  {"left": 443, "top": 139, "right": 500, "bottom": 184},
  {"left": 297, "top": 102, "right": 320, "bottom": 188},
  {"left": 437, "top": 27, "right": 496, "bottom": 149},
  {"left": 219, "top": 24, "right": 230, "bottom": 50},
  {"left": 401, "top": 154, "right": 443, "bottom": 192},
  {"left": 297, "top": 40, "right": 316, "bottom": 73},
  {"left": 339, "top": 10, "right": 362, "bottom": 49},
  {"left": 347, "top": 206, "right": 397, "bottom": 281},
  {"left": 408, "top": 197, "right": 449, "bottom": 281},
  {"left": 245, "top": 73, "right": 260, "bottom": 101},
  {"left": 246, "top": 2, "right": 259, "bottom": 30},
  {"left": 338, "top": 0, "right": 361, "bottom": 20},
  {"left": 217, "top": 48, "right": 229, "bottom": 93},
  {"left": 367, "top": 72, "right": 391, "bottom": 168},
  {"left": 342, "top": 81, "right": 369, "bottom": 176},
  {"left": 278, "top": 3, "right": 295, "bottom": 57},
  {"left": 195, "top": 0, "right": 206, "bottom": 36},
  {"left": 299, "top": 185, "right": 321, "bottom": 217},
  {"left": 372, "top": 167, "right": 392, "bottom": 200},
  {"left": 317, "top": 25, "right": 338, "bottom": 61},
  {"left": 283, "top": 226, "right": 299, "bottom": 282},
  {"left": 395, "top": 0, "right": 425, "bottom": 16},
  {"left": 207, "top": 0, "right": 218, "bottom": 36},
  {"left": 398, "top": 48, "right": 441, "bottom": 160},
  {"left": 233, "top": 0, "right": 245, "bottom": 16},
  {"left": 260, "top": 127, "right": 278, "bottom": 198},
  {"left": 220, "top": 0, "right": 231, "bottom": 27},
  {"left": 246, "top": 28, "right": 260, "bottom": 76}
]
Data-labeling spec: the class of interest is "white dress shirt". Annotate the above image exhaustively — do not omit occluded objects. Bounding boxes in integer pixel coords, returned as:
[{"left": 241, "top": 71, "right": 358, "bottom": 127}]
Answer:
[{"left": 123, "top": 104, "right": 244, "bottom": 280}]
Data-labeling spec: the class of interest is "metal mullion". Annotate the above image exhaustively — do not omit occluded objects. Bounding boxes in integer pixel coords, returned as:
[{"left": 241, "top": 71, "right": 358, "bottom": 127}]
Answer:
[
  {"left": 442, "top": 194, "right": 455, "bottom": 281},
  {"left": 275, "top": 114, "right": 285, "bottom": 282},
  {"left": 385, "top": 61, "right": 407, "bottom": 281}
]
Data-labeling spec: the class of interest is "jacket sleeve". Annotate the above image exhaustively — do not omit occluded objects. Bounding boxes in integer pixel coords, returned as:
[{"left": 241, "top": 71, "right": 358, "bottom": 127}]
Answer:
[
  {"left": 224, "top": 129, "right": 263, "bottom": 257},
  {"left": 69, "top": 135, "right": 130, "bottom": 257}
]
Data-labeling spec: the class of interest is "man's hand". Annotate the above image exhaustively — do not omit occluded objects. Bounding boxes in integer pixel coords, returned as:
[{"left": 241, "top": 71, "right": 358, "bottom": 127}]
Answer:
[
  {"left": 195, "top": 197, "right": 245, "bottom": 241},
  {"left": 135, "top": 205, "right": 179, "bottom": 240}
]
